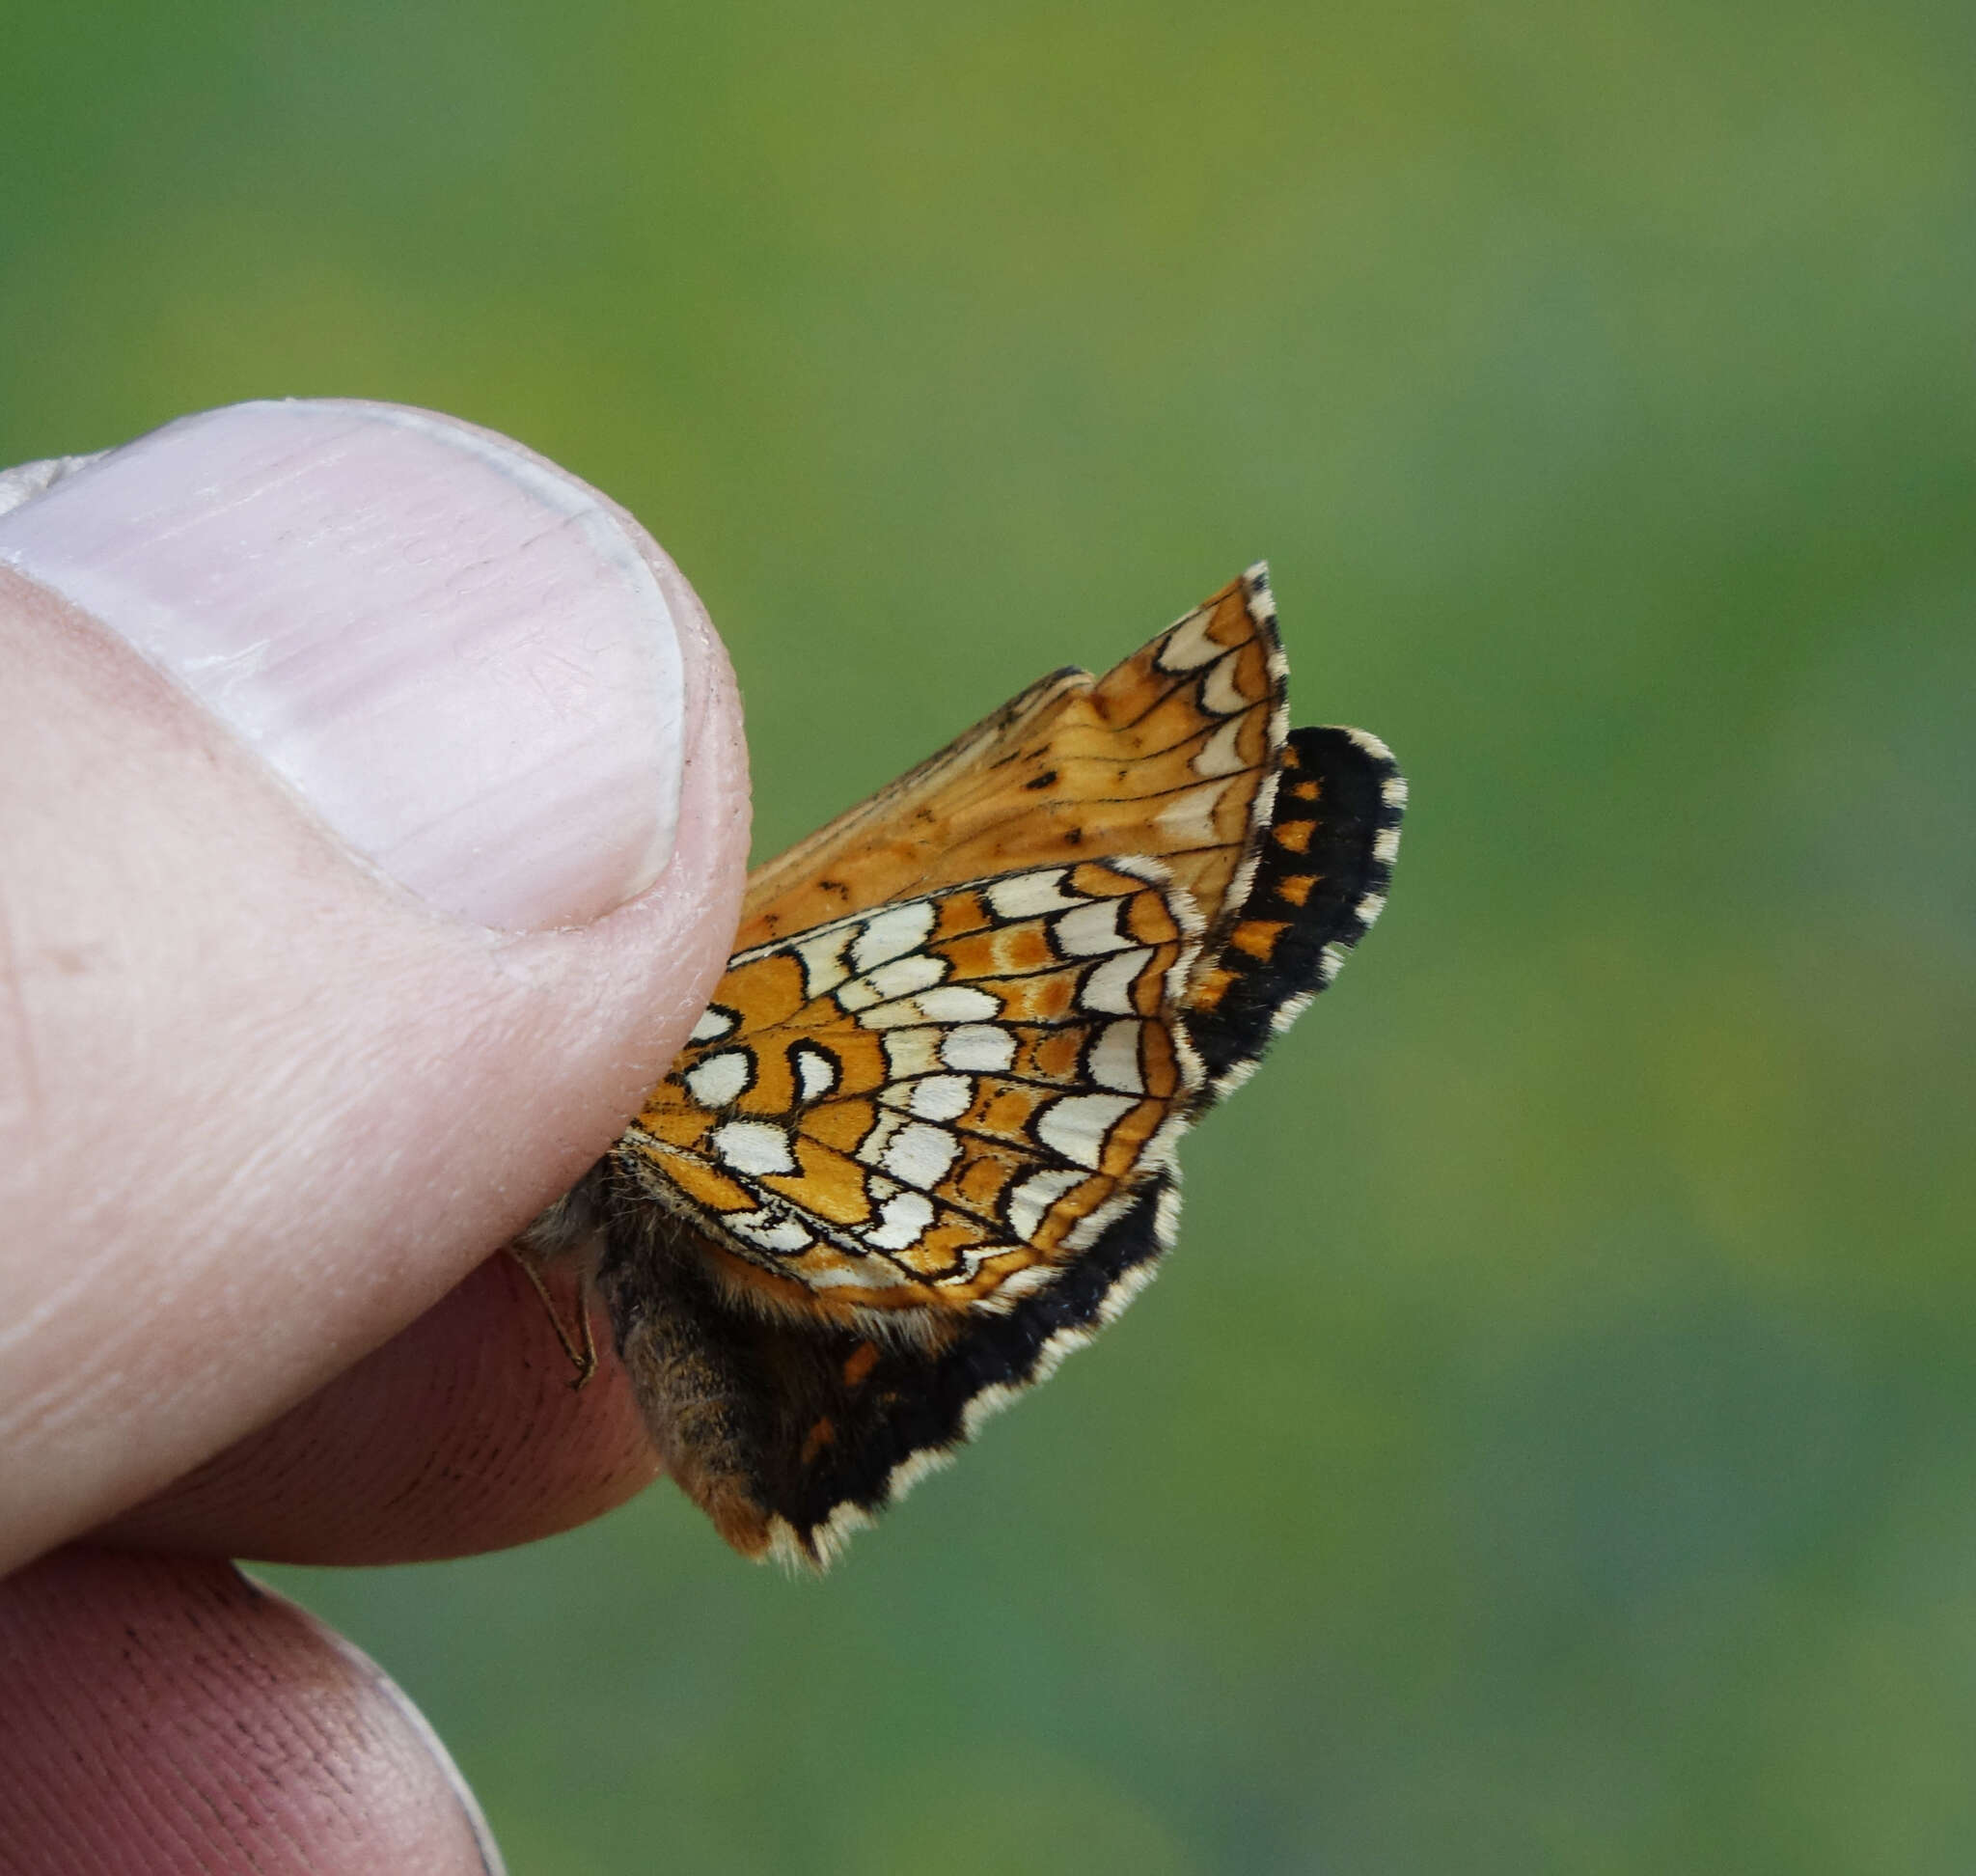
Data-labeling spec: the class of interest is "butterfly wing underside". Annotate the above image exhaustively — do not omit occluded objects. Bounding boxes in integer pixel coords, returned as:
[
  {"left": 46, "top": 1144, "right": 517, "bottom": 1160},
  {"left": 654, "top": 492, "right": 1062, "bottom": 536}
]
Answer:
[
  {"left": 576, "top": 566, "right": 1405, "bottom": 1566},
  {"left": 736, "top": 568, "right": 1292, "bottom": 966}
]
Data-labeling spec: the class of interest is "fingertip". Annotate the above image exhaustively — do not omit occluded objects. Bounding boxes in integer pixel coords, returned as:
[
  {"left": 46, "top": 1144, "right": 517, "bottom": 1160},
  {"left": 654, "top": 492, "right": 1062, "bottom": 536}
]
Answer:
[
  {"left": 104, "top": 1257, "right": 664, "bottom": 1564},
  {"left": 0, "top": 1548, "right": 507, "bottom": 1875},
  {"left": 0, "top": 404, "right": 749, "bottom": 1566},
  {"left": 0, "top": 400, "right": 711, "bottom": 932}
]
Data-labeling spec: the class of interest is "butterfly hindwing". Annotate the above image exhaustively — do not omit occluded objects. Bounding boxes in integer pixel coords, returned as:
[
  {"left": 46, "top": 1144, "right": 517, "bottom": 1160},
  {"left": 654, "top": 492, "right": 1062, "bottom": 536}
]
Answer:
[
  {"left": 609, "top": 859, "right": 1204, "bottom": 1331},
  {"left": 594, "top": 1177, "right": 1177, "bottom": 1565},
  {"left": 543, "top": 565, "right": 1405, "bottom": 1566}
]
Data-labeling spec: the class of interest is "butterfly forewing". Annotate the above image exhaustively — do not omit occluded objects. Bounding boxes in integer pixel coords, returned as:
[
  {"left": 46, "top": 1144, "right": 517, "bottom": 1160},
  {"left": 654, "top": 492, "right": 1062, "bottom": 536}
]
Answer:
[
  {"left": 546, "top": 564, "right": 1406, "bottom": 1567},
  {"left": 734, "top": 574, "right": 1286, "bottom": 957}
]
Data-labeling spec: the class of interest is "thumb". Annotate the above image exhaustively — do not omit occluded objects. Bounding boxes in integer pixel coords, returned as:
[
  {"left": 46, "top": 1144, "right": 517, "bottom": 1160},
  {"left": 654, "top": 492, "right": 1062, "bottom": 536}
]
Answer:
[{"left": 0, "top": 400, "right": 750, "bottom": 1571}]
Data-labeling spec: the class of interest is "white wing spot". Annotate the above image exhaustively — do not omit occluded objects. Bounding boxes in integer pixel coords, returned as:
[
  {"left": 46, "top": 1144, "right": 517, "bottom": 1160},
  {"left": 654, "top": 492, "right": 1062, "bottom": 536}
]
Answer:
[
  {"left": 941, "top": 1024, "right": 1017, "bottom": 1072},
  {"left": 1035, "top": 1092, "right": 1139, "bottom": 1169},
  {"left": 862, "top": 1190, "right": 936, "bottom": 1251},
  {"left": 850, "top": 900, "right": 937, "bottom": 975},
  {"left": 792, "top": 925, "right": 857, "bottom": 998},
  {"left": 984, "top": 869, "right": 1079, "bottom": 920},
  {"left": 790, "top": 1043, "right": 839, "bottom": 1103},
  {"left": 1052, "top": 897, "right": 1129, "bottom": 957},
  {"left": 727, "top": 1209, "right": 812, "bottom": 1253},
  {"left": 879, "top": 1121, "right": 962, "bottom": 1189},
  {"left": 1156, "top": 607, "right": 1222, "bottom": 672},
  {"left": 684, "top": 1049, "right": 753, "bottom": 1109},
  {"left": 1005, "top": 1166, "right": 1085, "bottom": 1238},
  {"left": 907, "top": 1075, "right": 973, "bottom": 1122},
  {"left": 854, "top": 1111, "right": 904, "bottom": 1168},
  {"left": 1193, "top": 714, "right": 1249, "bottom": 778},
  {"left": 882, "top": 1028, "right": 943, "bottom": 1078},
  {"left": 1201, "top": 648, "right": 1252, "bottom": 716},
  {"left": 709, "top": 1120, "right": 799, "bottom": 1177},
  {"left": 1153, "top": 780, "right": 1229, "bottom": 848},
  {"left": 1087, "top": 1020, "right": 1144, "bottom": 1093},
  {"left": 1082, "top": 948, "right": 1152, "bottom": 1015},
  {"left": 898, "top": 985, "right": 1002, "bottom": 1026},
  {"left": 689, "top": 1005, "right": 737, "bottom": 1044},
  {"left": 837, "top": 952, "right": 947, "bottom": 1011}
]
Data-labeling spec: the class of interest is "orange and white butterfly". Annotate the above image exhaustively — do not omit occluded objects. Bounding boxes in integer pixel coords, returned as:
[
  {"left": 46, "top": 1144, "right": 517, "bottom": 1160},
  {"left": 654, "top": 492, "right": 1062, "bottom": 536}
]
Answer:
[{"left": 525, "top": 566, "right": 1405, "bottom": 1567}]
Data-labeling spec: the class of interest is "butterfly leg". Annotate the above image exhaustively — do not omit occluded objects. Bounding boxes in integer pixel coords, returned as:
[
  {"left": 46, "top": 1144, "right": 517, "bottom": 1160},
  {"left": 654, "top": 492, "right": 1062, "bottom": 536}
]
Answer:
[{"left": 505, "top": 1246, "right": 599, "bottom": 1391}]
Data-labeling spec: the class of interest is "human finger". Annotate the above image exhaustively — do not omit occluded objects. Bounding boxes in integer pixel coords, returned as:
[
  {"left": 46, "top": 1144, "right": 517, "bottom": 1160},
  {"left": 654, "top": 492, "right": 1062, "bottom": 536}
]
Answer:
[
  {"left": 0, "top": 1545, "right": 507, "bottom": 1875},
  {"left": 0, "top": 401, "right": 750, "bottom": 1570}
]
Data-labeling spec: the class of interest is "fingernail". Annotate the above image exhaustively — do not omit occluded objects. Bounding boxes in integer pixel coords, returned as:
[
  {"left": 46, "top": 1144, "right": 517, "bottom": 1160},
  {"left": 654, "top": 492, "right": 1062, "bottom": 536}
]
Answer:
[{"left": 0, "top": 400, "right": 687, "bottom": 930}]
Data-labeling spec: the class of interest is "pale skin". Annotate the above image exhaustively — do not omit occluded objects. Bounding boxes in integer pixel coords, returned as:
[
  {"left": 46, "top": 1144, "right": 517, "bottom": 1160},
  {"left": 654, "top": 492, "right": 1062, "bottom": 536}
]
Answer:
[{"left": 0, "top": 447, "right": 754, "bottom": 1869}]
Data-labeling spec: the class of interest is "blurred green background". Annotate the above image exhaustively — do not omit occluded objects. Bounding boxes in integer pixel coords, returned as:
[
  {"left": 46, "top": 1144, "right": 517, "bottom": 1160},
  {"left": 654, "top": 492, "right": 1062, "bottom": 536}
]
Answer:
[{"left": 7, "top": 2, "right": 1973, "bottom": 1869}]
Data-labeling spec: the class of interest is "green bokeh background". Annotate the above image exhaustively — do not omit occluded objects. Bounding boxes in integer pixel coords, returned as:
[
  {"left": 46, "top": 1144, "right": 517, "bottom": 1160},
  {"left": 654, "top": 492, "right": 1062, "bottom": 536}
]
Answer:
[{"left": 7, "top": 4, "right": 1973, "bottom": 1870}]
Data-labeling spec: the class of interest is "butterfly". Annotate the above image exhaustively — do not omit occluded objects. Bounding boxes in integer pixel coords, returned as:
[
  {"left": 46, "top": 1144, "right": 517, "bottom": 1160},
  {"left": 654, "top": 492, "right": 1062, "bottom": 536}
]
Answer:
[{"left": 521, "top": 565, "right": 1404, "bottom": 1568}]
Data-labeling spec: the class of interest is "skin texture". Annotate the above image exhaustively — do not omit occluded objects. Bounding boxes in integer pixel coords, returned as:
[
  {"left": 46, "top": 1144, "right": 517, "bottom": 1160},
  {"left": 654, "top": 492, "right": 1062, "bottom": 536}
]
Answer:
[
  {"left": 0, "top": 411, "right": 753, "bottom": 1872},
  {"left": 0, "top": 1549, "right": 508, "bottom": 1875}
]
